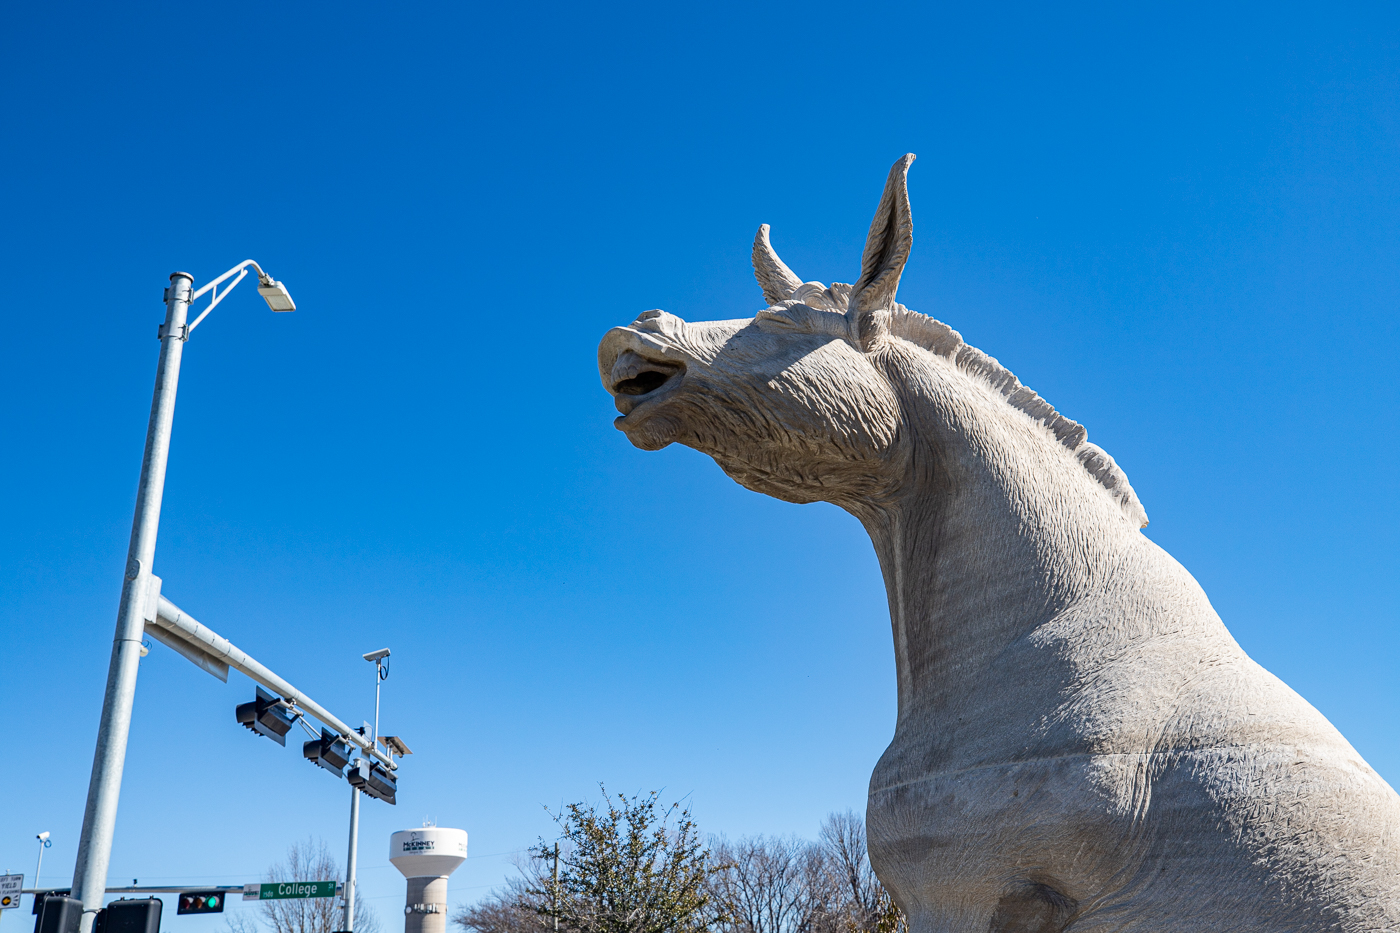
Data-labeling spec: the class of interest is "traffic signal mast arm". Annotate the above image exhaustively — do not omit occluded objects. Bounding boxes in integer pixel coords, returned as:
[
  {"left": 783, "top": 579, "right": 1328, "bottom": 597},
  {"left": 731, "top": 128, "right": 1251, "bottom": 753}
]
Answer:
[
  {"left": 144, "top": 581, "right": 397, "bottom": 772},
  {"left": 23, "top": 886, "right": 244, "bottom": 896}
]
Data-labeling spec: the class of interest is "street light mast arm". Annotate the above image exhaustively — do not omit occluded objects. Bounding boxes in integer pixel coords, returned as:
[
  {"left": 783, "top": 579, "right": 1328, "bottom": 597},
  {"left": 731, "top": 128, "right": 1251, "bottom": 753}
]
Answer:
[
  {"left": 186, "top": 260, "right": 260, "bottom": 334},
  {"left": 186, "top": 259, "right": 292, "bottom": 334},
  {"left": 189, "top": 259, "right": 267, "bottom": 302}
]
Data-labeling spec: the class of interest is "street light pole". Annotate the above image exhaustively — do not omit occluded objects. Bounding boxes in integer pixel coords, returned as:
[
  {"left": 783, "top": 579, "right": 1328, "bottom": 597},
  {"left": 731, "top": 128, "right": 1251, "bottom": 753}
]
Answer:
[
  {"left": 71, "top": 273, "right": 192, "bottom": 933},
  {"left": 69, "top": 264, "right": 294, "bottom": 933}
]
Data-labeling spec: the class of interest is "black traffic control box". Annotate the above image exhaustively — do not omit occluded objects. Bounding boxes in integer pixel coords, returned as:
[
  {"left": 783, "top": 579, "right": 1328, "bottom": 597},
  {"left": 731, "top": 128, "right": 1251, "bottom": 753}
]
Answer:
[
  {"left": 35, "top": 896, "right": 82, "bottom": 933},
  {"left": 102, "top": 898, "right": 162, "bottom": 933},
  {"left": 32, "top": 892, "right": 71, "bottom": 917}
]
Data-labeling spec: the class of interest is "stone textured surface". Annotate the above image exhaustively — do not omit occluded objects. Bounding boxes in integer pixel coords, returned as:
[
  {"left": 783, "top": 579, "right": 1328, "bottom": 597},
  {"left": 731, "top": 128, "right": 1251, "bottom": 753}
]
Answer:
[{"left": 597, "top": 156, "right": 1400, "bottom": 931}]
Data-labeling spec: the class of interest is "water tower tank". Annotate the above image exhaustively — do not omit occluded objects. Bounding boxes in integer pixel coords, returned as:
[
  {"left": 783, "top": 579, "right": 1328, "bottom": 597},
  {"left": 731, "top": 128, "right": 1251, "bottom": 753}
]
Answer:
[{"left": 390, "top": 826, "right": 468, "bottom": 933}]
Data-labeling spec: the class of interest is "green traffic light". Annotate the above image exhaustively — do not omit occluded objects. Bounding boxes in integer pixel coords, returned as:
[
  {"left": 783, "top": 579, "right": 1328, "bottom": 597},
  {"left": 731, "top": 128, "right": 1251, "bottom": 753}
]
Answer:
[{"left": 206, "top": 897, "right": 219, "bottom": 908}]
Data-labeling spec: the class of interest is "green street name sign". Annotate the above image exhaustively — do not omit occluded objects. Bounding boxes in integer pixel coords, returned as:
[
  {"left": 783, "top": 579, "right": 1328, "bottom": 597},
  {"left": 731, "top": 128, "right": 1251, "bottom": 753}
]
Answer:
[{"left": 259, "top": 882, "right": 338, "bottom": 900}]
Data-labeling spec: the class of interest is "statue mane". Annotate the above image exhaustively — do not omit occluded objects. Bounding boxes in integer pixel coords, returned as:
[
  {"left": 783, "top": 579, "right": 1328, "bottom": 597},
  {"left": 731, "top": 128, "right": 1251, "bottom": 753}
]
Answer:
[{"left": 779, "top": 280, "right": 1149, "bottom": 529}]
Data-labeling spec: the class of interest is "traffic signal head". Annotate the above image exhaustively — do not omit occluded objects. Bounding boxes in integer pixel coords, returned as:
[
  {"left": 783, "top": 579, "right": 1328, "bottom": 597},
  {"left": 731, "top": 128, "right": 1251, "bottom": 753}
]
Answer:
[
  {"left": 236, "top": 686, "right": 294, "bottom": 746},
  {"left": 33, "top": 892, "right": 70, "bottom": 916},
  {"left": 176, "top": 893, "right": 225, "bottom": 915},
  {"left": 304, "top": 728, "right": 354, "bottom": 776},
  {"left": 35, "top": 895, "right": 82, "bottom": 933},
  {"left": 95, "top": 899, "right": 161, "bottom": 933},
  {"left": 346, "top": 760, "right": 397, "bottom": 804}
]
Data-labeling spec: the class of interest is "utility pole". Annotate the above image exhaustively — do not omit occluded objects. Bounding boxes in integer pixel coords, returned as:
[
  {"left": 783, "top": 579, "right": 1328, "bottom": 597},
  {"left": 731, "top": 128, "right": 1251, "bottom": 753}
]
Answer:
[
  {"left": 552, "top": 843, "right": 559, "bottom": 933},
  {"left": 343, "top": 777, "right": 361, "bottom": 933},
  {"left": 29, "top": 832, "right": 51, "bottom": 918},
  {"left": 71, "top": 274, "right": 192, "bottom": 933},
  {"left": 345, "top": 650, "right": 388, "bottom": 933},
  {"left": 34, "top": 833, "right": 50, "bottom": 897}
]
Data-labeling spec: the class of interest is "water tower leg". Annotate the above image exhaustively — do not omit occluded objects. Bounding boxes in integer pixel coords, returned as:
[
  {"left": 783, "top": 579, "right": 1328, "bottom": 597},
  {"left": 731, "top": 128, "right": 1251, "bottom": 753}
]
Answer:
[{"left": 404, "top": 877, "right": 448, "bottom": 933}]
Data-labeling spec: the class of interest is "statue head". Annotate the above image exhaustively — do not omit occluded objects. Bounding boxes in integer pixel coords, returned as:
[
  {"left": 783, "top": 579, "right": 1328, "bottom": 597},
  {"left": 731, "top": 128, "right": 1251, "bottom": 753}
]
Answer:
[
  {"left": 599, "top": 154, "right": 1148, "bottom": 528},
  {"left": 598, "top": 156, "right": 919, "bottom": 506}
]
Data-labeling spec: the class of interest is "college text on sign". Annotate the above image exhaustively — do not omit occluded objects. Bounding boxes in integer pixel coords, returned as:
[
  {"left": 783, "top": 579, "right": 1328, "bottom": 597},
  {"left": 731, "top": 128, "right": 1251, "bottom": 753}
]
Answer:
[{"left": 259, "top": 882, "right": 338, "bottom": 900}]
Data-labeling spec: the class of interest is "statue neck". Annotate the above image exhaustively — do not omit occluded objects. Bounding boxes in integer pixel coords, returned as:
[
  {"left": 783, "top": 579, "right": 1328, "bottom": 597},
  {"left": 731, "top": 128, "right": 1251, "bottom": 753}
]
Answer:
[{"left": 851, "top": 355, "right": 1141, "bottom": 724}]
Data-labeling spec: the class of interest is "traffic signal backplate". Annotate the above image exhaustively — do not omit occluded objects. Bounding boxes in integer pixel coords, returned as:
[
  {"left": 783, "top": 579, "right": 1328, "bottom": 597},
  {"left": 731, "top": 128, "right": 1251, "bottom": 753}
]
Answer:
[{"left": 177, "top": 892, "right": 225, "bottom": 915}]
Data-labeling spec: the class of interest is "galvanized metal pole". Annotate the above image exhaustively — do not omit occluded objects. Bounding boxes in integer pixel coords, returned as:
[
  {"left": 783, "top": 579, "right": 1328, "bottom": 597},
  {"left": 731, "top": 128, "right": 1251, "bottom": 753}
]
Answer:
[
  {"left": 70, "top": 273, "right": 192, "bottom": 933},
  {"left": 349, "top": 657, "right": 384, "bottom": 933},
  {"left": 34, "top": 837, "right": 47, "bottom": 894},
  {"left": 344, "top": 784, "right": 361, "bottom": 932},
  {"left": 373, "top": 661, "right": 383, "bottom": 743}
]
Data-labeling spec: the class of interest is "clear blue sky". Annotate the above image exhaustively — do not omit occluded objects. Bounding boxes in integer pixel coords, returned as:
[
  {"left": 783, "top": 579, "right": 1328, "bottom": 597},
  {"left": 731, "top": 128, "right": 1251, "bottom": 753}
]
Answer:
[{"left": 2, "top": 2, "right": 1397, "bottom": 930}]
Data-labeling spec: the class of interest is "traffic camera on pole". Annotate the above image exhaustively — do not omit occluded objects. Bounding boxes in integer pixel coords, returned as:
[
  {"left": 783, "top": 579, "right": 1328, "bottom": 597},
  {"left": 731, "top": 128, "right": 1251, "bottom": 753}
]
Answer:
[{"left": 236, "top": 686, "right": 295, "bottom": 745}]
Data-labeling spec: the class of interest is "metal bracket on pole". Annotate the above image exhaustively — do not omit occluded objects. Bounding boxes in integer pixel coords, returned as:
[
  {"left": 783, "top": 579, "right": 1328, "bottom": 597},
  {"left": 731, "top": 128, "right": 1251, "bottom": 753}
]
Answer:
[
  {"left": 141, "top": 576, "right": 230, "bottom": 682},
  {"left": 184, "top": 260, "right": 270, "bottom": 334}
]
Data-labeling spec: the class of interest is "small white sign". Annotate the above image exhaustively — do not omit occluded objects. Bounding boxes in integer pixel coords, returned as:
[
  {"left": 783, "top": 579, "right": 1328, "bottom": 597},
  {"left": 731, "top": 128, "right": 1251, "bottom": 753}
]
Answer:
[
  {"left": 242, "top": 883, "right": 260, "bottom": 902},
  {"left": 0, "top": 874, "right": 23, "bottom": 910}
]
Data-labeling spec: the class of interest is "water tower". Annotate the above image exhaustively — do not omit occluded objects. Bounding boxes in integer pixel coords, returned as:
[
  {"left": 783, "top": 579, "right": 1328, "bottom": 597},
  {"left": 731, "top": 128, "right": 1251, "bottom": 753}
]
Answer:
[{"left": 390, "top": 824, "right": 469, "bottom": 933}]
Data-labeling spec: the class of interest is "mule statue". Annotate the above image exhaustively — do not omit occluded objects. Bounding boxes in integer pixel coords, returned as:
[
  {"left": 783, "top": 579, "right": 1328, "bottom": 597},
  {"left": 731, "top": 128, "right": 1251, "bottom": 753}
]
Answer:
[{"left": 597, "top": 156, "right": 1400, "bottom": 930}]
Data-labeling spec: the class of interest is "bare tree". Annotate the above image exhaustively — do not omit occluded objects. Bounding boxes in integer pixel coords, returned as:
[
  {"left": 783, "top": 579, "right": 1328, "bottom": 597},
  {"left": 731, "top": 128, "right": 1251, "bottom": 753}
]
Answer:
[
  {"left": 226, "top": 838, "right": 381, "bottom": 933},
  {"left": 813, "top": 814, "right": 875, "bottom": 933},
  {"left": 707, "top": 836, "right": 823, "bottom": 933},
  {"left": 453, "top": 858, "right": 551, "bottom": 933},
  {"left": 706, "top": 814, "right": 904, "bottom": 933},
  {"left": 812, "top": 814, "right": 902, "bottom": 933},
  {"left": 453, "top": 892, "right": 543, "bottom": 933},
  {"left": 224, "top": 912, "right": 263, "bottom": 933}
]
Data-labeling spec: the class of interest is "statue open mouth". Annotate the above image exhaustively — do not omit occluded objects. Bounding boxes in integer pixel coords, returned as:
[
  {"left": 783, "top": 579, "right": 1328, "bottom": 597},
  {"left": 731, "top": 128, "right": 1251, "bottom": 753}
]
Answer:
[
  {"left": 609, "top": 349, "right": 683, "bottom": 398},
  {"left": 615, "top": 370, "right": 669, "bottom": 395}
]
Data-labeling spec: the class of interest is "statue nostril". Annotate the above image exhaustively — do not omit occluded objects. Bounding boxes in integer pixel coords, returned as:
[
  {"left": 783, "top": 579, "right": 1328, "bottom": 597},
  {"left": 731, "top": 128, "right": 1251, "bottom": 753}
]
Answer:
[{"left": 614, "top": 370, "right": 671, "bottom": 396}]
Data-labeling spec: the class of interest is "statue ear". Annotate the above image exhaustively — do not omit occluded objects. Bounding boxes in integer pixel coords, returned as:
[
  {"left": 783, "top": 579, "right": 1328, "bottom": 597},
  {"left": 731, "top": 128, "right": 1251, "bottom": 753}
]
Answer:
[
  {"left": 849, "top": 154, "right": 915, "bottom": 350},
  {"left": 752, "top": 224, "right": 804, "bottom": 305}
]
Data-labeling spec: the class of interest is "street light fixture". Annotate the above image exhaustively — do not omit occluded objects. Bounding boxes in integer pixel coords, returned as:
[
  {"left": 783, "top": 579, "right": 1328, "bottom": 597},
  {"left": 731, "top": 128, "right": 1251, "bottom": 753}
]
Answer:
[
  {"left": 69, "top": 261, "right": 294, "bottom": 933},
  {"left": 257, "top": 278, "right": 296, "bottom": 313}
]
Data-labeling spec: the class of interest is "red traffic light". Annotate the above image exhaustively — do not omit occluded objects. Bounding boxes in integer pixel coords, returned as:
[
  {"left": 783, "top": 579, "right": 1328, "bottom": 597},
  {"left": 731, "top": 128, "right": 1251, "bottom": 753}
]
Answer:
[{"left": 176, "top": 893, "right": 225, "bottom": 915}]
